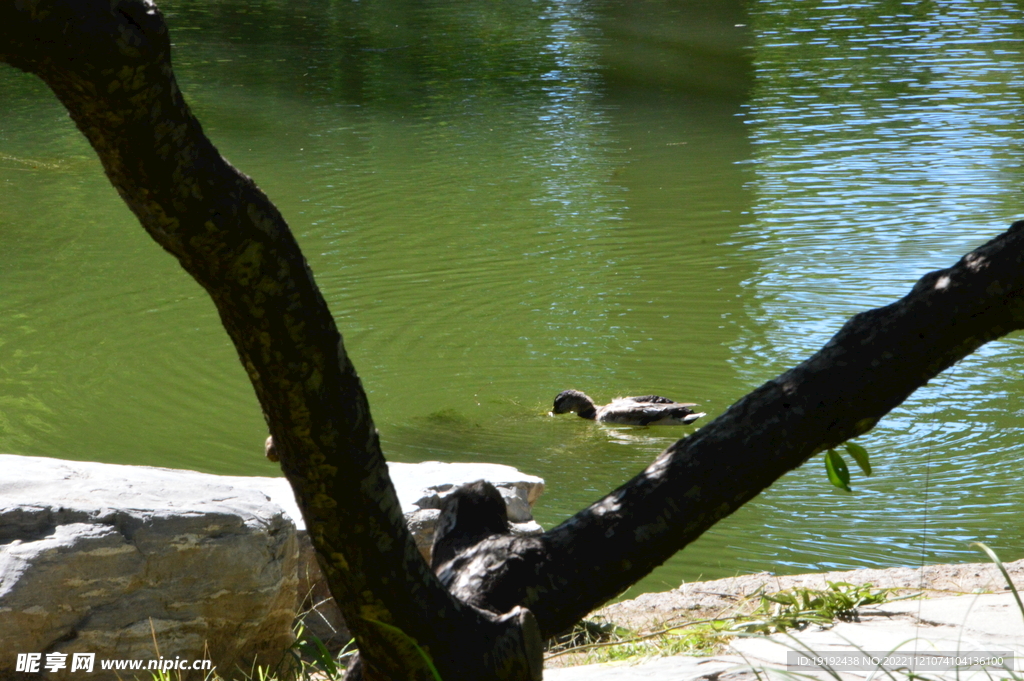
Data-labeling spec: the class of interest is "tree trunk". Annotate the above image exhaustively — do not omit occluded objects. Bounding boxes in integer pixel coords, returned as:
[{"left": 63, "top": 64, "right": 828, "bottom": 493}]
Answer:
[
  {"left": 0, "top": 2, "right": 541, "bottom": 679},
  {"left": 4, "top": 0, "right": 1024, "bottom": 676}
]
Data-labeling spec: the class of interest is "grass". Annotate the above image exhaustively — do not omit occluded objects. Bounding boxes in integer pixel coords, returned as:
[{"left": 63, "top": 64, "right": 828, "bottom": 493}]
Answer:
[
  {"left": 285, "top": 620, "right": 356, "bottom": 680},
  {"left": 152, "top": 582, "right": 891, "bottom": 675},
  {"left": 544, "top": 581, "right": 898, "bottom": 667},
  {"left": 136, "top": 545, "right": 1022, "bottom": 680},
  {"left": 728, "top": 543, "right": 1024, "bottom": 681},
  {"left": 132, "top": 607, "right": 356, "bottom": 681},
  {"left": 733, "top": 580, "right": 896, "bottom": 634},
  {"left": 139, "top": 612, "right": 435, "bottom": 681},
  {"left": 547, "top": 548, "right": 1023, "bottom": 680},
  {"left": 545, "top": 617, "right": 734, "bottom": 665}
]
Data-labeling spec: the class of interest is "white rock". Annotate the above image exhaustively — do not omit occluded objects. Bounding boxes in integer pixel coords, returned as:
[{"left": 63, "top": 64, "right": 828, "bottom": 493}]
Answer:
[
  {"left": 0, "top": 454, "right": 298, "bottom": 680},
  {"left": 224, "top": 459, "right": 545, "bottom": 529},
  {"left": 227, "top": 460, "right": 546, "bottom": 647},
  {"left": 0, "top": 454, "right": 547, "bottom": 667}
]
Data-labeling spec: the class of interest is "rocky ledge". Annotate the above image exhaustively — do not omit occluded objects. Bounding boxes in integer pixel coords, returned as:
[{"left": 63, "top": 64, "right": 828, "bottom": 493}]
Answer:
[
  {"left": 594, "top": 558, "right": 1024, "bottom": 633},
  {"left": 0, "top": 454, "right": 544, "bottom": 680}
]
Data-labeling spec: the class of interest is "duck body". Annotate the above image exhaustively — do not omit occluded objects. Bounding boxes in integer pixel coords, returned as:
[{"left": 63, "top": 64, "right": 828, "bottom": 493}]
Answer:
[{"left": 552, "top": 389, "right": 705, "bottom": 426}]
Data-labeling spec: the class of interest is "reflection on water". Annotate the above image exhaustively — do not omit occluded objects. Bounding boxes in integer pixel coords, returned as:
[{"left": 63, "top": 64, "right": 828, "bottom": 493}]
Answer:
[
  {"left": 720, "top": 0, "right": 1024, "bottom": 582},
  {"left": 1, "top": 0, "right": 1023, "bottom": 597}
]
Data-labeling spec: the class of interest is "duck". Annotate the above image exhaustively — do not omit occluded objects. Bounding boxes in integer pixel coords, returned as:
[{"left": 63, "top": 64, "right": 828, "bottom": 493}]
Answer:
[{"left": 551, "top": 389, "right": 705, "bottom": 426}]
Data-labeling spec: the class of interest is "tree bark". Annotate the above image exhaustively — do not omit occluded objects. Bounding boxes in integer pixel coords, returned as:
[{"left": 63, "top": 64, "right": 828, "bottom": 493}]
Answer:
[
  {"left": 0, "top": 2, "right": 541, "bottom": 679},
  {"left": 4, "top": 0, "right": 1024, "bottom": 676},
  {"left": 439, "top": 221, "right": 1024, "bottom": 635}
]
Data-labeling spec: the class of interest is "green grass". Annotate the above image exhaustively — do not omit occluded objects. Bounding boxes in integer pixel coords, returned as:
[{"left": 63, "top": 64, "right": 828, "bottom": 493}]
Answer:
[
  {"left": 135, "top": 615, "right": 355, "bottom": 681},
  {"left": 734, "top": 581, "right": 895, "bottom": 634},
  {"left": 730, "top": 544, "right": 1024, "bottom": 681},
  {"left": 138, "top": 545, "right": 1022, "bottom": 679},
  {"left": 551, "top": 620, "right": 733, "bottom": 665},
  {"left": 546, "top": 554, "right": 1021, "bottom": 679},
  {"left": 286, "top": 621, "right": 356, "bottom": 680},
  {"left": 544, "top": 582, "right": 897, "bottom": 667}
]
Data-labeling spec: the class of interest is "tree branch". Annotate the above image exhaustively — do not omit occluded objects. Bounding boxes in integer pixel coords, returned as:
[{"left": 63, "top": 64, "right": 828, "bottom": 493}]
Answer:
[
  {"left": 440, "top": 221, "right": 1024, "bottom": 636},
  {"left": 0, "top": 1, "right": 540, "bottom": 678},
  {"left": 6, "top": 0, "right": 1024, "bottom": 673}
]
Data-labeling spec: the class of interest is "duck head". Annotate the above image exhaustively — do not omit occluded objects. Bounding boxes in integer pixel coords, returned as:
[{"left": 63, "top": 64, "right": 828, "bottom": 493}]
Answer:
[{"left": 552, "top": 389, "right": 597, "bottom": 418}]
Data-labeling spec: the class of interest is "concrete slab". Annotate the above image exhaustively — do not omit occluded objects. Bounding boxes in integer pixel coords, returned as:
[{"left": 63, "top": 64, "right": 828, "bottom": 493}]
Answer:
[
  {"left": 544, "top": 655, "right": 752, "bottom": 681},
  {"left": 547, "top": 592, "right": 1024, "bottom": 681}
]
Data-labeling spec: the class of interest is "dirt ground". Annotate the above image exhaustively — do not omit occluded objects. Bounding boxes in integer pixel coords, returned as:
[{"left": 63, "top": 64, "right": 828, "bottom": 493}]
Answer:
[{"left": 590, "top": 558, "right": 1024, "bottom": 633}]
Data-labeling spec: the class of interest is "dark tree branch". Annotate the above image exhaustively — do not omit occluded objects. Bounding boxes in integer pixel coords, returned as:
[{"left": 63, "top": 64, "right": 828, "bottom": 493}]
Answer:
[
  {"left": 440, "top": 222, "right": 1024, "bottom": 635},
  {"left": 0, "top": 2, "right": 540, "bottom": 679},
  {"left": 5, "top": 0, "right": 1024, "bottom": 676}
]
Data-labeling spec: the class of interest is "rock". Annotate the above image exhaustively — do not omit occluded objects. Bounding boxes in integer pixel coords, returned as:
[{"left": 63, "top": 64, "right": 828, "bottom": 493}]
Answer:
[
  {"left": 228, "top": 460, "right": 546, "bottom": 649},
  {"left": 227, "top": 460, "right": 546, "bottom": 541},
  {"left": 0, "top": 455, "right": 299, "bottom": 681},
  {"left": 405, "top": 508, "right": 443, "bottom": 560},
  {"left": 1, "top": 455, "right": 547, "bottom": 663}
]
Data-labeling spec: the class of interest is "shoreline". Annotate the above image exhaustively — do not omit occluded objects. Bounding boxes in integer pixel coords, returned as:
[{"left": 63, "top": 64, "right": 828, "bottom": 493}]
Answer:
[{"left": 593, "top": 557, "right": 1024, "bottom": 633}]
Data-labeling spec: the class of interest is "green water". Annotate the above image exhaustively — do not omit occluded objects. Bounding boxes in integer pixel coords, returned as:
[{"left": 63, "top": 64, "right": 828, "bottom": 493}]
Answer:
[{"left": 2, "top": 0, "right": 1023, "bottom": 597}]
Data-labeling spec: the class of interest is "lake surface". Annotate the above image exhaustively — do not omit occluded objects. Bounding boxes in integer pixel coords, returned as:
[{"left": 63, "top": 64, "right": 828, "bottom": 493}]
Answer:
[{"left": 2, "top": 0, "right": 1023, "bottom": 597}]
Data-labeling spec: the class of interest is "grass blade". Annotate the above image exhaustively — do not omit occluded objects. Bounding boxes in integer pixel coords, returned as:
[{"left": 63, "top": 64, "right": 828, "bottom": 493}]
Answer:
[{"left": 971, "top": 541, "right": 1024, "bottom": 626}]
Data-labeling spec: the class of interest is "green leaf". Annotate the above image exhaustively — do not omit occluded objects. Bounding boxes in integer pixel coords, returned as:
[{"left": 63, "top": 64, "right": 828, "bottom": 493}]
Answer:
[
  {"left": 844, "top": 441, "right": 872, "bottom": 476},
  {"left": 825, "top": 449, "right": 852, "bottom": 492}
]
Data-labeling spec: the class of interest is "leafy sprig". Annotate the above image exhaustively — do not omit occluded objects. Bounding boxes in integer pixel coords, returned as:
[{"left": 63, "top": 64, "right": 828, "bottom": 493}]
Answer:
[{"left": 823, "top": 442, "right": 872, "bottom": 492}]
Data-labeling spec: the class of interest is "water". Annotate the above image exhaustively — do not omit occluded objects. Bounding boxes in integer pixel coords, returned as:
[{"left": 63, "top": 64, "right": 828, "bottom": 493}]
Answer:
[{"left": 2, "top": 0, "right": 1023, "bottom": 598}]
